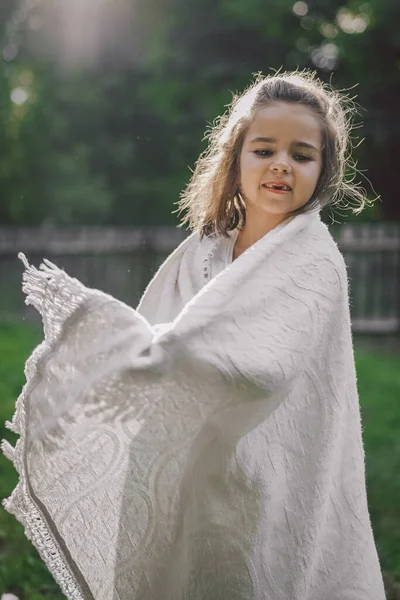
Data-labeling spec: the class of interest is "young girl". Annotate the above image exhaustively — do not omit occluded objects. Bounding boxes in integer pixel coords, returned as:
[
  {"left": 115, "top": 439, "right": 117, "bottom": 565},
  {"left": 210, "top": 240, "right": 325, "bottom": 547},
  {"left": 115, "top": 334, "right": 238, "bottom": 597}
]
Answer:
[{"left": 3, "top": 70, "right": 386, "bottom": 600}]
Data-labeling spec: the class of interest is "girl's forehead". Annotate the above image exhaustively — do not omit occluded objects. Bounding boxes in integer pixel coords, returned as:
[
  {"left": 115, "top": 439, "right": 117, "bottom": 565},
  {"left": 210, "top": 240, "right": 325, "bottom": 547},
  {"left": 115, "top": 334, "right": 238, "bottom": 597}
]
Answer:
[{"left": 246, "top": 102, "right": 322, "bottom": 144}]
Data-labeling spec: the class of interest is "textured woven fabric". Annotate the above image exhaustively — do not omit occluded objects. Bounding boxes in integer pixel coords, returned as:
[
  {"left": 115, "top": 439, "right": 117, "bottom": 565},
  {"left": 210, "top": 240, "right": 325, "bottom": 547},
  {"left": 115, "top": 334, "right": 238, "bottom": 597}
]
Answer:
[{"left": 2, "top": 209, "right": 386, "bottom": 599}]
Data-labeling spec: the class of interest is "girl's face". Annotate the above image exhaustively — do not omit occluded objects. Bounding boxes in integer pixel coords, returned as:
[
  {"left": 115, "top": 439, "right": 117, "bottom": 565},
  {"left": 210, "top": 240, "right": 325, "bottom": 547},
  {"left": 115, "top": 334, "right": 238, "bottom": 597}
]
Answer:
[{"left": 239, "top": 102, "right": 323, "bottom": 221}]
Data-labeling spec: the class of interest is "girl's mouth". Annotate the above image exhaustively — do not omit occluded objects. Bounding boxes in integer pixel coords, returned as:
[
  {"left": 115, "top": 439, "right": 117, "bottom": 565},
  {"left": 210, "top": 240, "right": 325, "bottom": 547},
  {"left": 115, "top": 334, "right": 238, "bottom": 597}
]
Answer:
[{"left": 262, "top": 184, "right": 291, "bottom": 195}]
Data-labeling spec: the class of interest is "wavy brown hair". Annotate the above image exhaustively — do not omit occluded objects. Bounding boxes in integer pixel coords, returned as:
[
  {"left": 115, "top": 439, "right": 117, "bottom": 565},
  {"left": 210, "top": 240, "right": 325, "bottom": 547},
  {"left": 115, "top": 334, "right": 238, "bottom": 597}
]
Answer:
[{"left": 175, "top": 69, "right": 374, "bottom": 238}]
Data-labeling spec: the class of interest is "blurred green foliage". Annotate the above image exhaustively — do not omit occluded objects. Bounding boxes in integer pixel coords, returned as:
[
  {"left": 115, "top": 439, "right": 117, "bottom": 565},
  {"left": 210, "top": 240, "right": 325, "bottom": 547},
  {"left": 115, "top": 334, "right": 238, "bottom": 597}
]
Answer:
[{"left": 0, "top": 0, "right": 398, "bottom": 227}]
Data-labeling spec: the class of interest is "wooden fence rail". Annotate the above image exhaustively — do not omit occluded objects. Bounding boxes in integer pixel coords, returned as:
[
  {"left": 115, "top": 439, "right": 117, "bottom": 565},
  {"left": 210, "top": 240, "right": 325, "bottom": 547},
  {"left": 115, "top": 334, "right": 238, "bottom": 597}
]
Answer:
[{"left": 0, "top": 223, "right": 399, "bottom": 333}]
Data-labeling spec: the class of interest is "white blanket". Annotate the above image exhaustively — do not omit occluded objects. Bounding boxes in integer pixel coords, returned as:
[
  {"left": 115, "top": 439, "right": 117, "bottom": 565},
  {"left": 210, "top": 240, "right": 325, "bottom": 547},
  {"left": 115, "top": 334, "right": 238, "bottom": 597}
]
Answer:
[{"left": 2, "top": 209, "right": 386, "bottom": 599}]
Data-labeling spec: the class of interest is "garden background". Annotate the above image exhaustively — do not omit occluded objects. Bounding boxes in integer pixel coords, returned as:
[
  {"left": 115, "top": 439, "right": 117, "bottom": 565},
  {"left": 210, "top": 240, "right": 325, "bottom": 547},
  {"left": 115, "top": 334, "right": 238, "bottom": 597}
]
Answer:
[{"left": 0, "top": 0, "right": 399, "bottom": 598}]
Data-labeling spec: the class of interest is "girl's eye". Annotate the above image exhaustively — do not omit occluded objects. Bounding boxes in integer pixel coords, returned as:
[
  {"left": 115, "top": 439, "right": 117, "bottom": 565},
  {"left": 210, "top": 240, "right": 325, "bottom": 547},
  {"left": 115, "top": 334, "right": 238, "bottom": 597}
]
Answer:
[
  {"left": 254, "top": 149, "right": 273, "bottom": 157},
  {"left": 253, "top": 150, "right": 312, "bottom": 162},
  {"left": 294, "top": 154, "right": 312, "bottom": 162}
]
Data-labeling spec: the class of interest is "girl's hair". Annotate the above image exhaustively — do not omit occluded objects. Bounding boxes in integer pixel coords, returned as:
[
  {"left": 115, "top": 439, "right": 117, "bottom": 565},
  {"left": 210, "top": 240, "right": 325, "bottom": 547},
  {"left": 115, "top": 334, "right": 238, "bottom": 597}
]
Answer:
[{"left": 176, "top": 69, "right": 373, "bottom": 238}]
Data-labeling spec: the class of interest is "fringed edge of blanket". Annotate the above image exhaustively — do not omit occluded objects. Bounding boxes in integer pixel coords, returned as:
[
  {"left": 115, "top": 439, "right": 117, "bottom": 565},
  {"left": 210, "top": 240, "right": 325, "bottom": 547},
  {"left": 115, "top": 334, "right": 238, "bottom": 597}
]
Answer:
[{"left": 1, "top": 253, "right": 91, "bottom": 600}]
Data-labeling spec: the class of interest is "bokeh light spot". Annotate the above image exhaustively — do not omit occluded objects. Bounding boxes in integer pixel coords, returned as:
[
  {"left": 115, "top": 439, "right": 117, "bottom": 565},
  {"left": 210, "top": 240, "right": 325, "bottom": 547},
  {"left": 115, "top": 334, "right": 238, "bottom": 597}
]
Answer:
[
  {"left": 300, "top": 16, "right": 314, "bottom": 30},
  {"left": 11, "top": 87, "right": 29, "bottom": 105},
  {"left": 2, "top": 44, "right": 19, "bottom": 61},
  {"left": 310, "top": 42, "right": 339, "bottom": 71},
  {"left": 320, "top": 23, "right": 339, "bottom": 39},
  {"left": 336, "top": 9, "right": 369, "bottom": 34},
  {"left": 19, "top": 70, "right": 34, "bottom": 86},
  {"left": 293, "top": 1, "right": 308, "bottom": 17}
]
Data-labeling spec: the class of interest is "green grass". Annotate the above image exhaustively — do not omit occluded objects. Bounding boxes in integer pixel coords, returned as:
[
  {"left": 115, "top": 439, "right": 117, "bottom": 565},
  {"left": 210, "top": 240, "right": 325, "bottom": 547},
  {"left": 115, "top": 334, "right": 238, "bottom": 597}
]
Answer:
[
  {"left": 0, "top": 321, "right": 399, "bottom": 598},
  {"left": 353, "top": 342, "right": 400, "bottom": 580}
]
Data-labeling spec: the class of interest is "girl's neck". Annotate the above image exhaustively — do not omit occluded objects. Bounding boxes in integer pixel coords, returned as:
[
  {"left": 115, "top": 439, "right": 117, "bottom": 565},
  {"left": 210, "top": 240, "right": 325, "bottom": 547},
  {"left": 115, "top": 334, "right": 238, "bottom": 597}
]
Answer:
[{"left": 233, "top": 211, "right": 290, "bottom": 258}]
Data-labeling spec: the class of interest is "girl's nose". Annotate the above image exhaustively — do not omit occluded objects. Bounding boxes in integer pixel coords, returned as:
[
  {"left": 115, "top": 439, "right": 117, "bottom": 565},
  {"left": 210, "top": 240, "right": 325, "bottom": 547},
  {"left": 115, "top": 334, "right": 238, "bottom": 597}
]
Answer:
[{"left": 270, "top": 158, "right": 292, "bottom": 173}]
